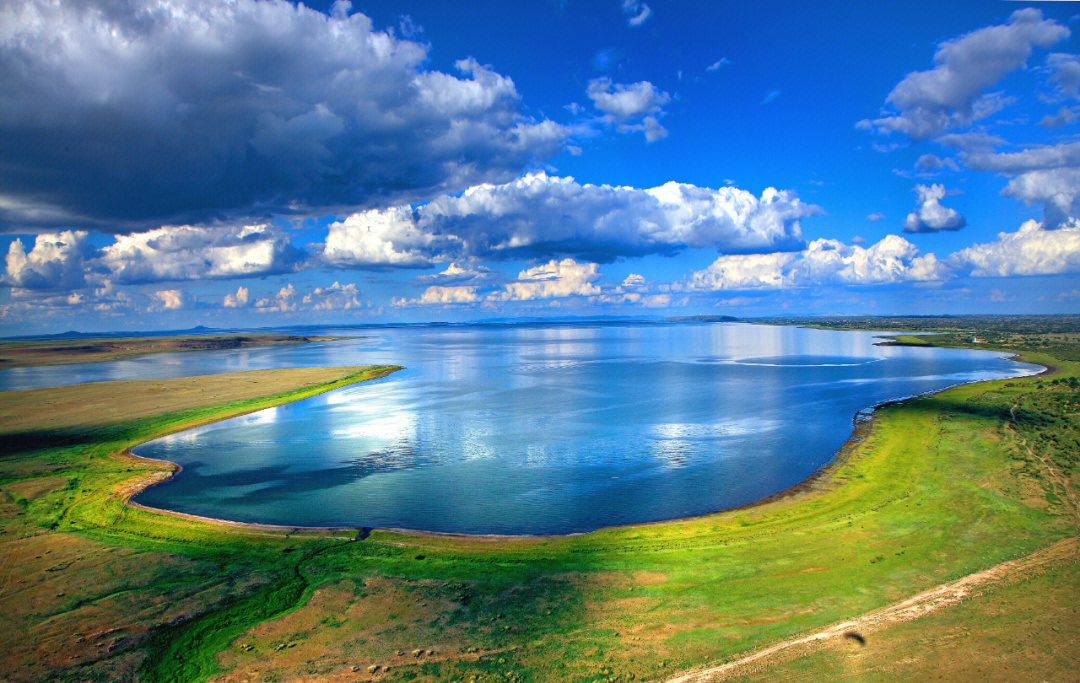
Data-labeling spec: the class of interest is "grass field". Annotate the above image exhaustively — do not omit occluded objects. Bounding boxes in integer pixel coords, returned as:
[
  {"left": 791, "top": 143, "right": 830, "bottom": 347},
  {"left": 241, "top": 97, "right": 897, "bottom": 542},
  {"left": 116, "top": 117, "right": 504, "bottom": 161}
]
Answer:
[
  {"left": 0, "top": 333, "right": 346, "bottom": 368},
  {"left": 1, "top": 325, "right": 1078, "bottom": 683}
]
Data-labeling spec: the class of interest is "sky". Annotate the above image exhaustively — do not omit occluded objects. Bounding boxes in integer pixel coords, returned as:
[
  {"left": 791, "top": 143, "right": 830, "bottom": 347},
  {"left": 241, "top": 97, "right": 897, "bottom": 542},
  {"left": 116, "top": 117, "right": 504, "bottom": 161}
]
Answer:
[{"left": 2, "top": 0, "right": 1080, "bottom": 334}]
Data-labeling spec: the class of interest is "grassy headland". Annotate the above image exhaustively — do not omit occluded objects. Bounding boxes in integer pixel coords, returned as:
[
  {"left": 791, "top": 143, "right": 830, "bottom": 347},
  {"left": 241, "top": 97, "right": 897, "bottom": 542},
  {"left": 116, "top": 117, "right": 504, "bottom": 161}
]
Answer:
[
  {"left": 0, "top": 324, "right": 1077, "bottom": 683},
  {"left": 0, "top": 333, "right": 348, "bottom": 369}
]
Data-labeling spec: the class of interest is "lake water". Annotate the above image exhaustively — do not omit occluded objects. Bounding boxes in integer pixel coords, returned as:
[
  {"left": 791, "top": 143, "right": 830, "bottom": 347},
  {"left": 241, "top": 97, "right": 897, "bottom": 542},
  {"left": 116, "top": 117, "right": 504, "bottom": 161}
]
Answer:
[{"left": 2, "top": 323, "right": 1038, "bottom": 535}]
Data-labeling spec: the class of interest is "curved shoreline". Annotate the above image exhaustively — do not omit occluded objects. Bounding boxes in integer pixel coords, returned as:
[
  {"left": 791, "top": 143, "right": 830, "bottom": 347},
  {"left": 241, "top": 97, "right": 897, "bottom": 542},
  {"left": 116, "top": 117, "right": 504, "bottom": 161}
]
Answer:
[{"left": 120, "top": 352, "right": 1049, "bottom": 542}]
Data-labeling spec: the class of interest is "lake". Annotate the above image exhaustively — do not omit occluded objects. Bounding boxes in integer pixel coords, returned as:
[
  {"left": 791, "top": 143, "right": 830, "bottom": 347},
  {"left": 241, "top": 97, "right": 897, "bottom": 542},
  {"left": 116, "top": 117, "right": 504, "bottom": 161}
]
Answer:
[{"left": 3, "top": 323, "right": 1039, "bottom": 535}]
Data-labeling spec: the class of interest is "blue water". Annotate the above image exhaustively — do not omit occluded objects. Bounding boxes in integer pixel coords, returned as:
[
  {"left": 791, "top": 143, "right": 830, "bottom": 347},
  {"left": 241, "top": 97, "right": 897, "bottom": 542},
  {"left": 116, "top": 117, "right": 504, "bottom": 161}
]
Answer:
[{"left": 2, "top": 323, "right": 1037, "bottom": 535}]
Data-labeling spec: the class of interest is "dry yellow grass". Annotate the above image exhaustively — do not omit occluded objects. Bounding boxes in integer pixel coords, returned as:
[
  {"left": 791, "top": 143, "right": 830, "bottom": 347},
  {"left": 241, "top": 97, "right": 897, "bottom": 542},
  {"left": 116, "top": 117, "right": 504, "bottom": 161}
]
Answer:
[{"left": 0, "top": 366, "right": 376, "bottom": 432}]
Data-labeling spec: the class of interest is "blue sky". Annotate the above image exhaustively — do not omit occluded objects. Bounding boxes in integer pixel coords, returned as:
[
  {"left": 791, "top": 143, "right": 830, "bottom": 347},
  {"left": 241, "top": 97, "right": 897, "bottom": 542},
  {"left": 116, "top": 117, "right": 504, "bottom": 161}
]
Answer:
[{"left": 2, "top": 0, "right": 1080, "bottom": 333}]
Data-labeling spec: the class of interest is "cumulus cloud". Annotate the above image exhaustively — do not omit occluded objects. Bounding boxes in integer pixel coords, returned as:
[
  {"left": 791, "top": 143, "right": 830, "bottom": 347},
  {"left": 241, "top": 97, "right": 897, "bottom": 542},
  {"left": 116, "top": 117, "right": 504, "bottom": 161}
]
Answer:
[
  {"left": 395, "top": 285, "right": 482, "bottom": 307},
  {"left": 414, "top": 262, "right": 497, "bottom": 285},
  {"left": 250, "top": 281, "right": 361, "bottom": 312},
  {"left": 0, "top": 290, "right": 100, "bottom": 321},
  {"left": 493, "top": 259, "right": 601, "bottom": 301},
  {"left": 4, "top": 230, "right": 91, "bottom": 290},
  {"left": 0, "top": 0, "right": 567, "bottom": 231},
  {"left": 686, "top": 217, "right": 1080, "bottom": 293},
  {"left": 4, "top": 223, "right": 302, "bottom": 296},
  {"left": 151, "top": 289, "right": 184, "bottom": 311},
  {"left": 949, "top": 141, "right": 1080, "bottom": 229},
  {"left": 302, "top": 281, "right": 362, "bottom": 310},
  {"left": 586, "top": 78, "right": 671, "bottom": 141},
  {"left": 321, "top": 207, "right": 454, "bottom": 268},
  {"left": 100, "top": 224, "right": 304, "bottom": 284},
  {"left": 903, "top": 184, "right": 966, "bottom": 233},
  {"left": 320, "top": 172, "right": 817, "bottom": 266},
  {"left": 687, "top": 235, "right": 949, "bottom": 290},
  {"left": 860, "top": 9, "right": 1069, "bottom": 140},
  {"left": 949, "top": 219, "right": 1080, "bottom": 276},
  {"left": 621, "top": 0, "right": 651, "bottom": 26},
  {"left": 1001, "top": 168, "right": 1080, "bottom": 231},
  {"left": 866, "top": 213, "right": 885, "bottom": 222},
  {"left": 223, "top": 286, "right": 250, "bottom": 308},
  {"left": 255, "top": 284, "right": 297, "bottom": 313},
  {"left": 596, "top": 273, "right": 670, "bottom": 306}
]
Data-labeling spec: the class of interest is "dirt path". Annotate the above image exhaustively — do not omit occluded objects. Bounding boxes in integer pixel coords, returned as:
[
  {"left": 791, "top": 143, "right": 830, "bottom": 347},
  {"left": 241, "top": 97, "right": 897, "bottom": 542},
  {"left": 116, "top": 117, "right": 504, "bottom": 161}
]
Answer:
[
  {"left": 662, "top": 536, "right": 1079, "bottom": 682},
  {"left": 1007, "top": 404, "right": 1080, "bottom": 525}
]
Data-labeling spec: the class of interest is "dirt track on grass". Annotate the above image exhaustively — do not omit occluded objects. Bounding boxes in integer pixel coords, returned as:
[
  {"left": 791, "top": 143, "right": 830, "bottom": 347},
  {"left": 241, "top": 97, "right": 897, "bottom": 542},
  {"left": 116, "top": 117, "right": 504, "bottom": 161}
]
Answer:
[{"left": 662, "top": 536, "right": 1079, "bottom": 682}]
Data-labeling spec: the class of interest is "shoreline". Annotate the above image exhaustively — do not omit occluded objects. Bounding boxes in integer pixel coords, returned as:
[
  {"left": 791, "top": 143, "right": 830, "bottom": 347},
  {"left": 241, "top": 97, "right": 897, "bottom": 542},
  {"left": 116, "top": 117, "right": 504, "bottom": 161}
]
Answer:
[{"left": 120, "top": 352, "right": 1050, "bottom": 542}]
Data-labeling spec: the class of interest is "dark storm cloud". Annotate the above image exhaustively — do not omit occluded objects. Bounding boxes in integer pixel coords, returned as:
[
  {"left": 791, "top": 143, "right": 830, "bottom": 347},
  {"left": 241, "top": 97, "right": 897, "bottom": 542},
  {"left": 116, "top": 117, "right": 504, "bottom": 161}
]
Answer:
[{"left": 0, "top": 0, "right": 567, "bottom": 232}]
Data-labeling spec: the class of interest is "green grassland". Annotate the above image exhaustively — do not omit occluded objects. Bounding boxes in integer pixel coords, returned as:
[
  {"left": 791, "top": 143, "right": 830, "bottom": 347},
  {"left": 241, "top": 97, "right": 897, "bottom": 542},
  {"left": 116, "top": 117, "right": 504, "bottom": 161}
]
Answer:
[{"left": 1, "top": 325, "right": 1078, "bottom": 682}]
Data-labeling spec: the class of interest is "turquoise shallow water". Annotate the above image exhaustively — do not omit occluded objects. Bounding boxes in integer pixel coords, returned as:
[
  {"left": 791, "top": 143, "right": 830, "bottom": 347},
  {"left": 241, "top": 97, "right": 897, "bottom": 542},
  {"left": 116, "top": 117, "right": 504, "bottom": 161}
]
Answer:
[{"left": 7, "top": 322, "right": 1035, "bottom": 535}]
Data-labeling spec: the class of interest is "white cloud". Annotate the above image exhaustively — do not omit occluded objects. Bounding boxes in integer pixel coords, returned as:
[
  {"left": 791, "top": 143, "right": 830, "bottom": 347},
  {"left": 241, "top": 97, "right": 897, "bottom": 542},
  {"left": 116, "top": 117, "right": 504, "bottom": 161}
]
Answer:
[
  {"left": 860, "top": 9, "right": 1069, "bottom": 139},
  {"left": 4, "top": 230, "right": 90, "bottom": 290},
  {"left": 152, "top": 289, "right": 183, "bottom": 311},
  {"left": 586, "top": 78, "right": 671, "bottom": 142},
  {"left": 687, "top": 252, "right": 796, "bottom": 290},
  {"left": 950, "top": 219, "right": 1080, "bottom": 276},
  {"left": 322, "top": 207, "right": 452, "bottom": 268},
  {"left": 706, "top": 58, "right": 732, "bottom": 72},
  {"left": 866, "top": 213, "right": 885, "bottom": 222},
  {"left": 102, "top": 224, "right": 302, "bottom": 284},
  {"left": 903, "top": 184, "right": 966, "bottom": 233},
  {"left": 88, "top": 282, "right": 131, "bottom": 313},
  {"left": 320, "top": 172, "right": 817, "bottom": 265},
  {"left": 5, "top": 224, "right": 302, "bottom": 292},
  {"left": 302, "top": 281, "right": 361, "bottom": 310},
  {"left": 493, "top": 259, "right": 601, "bottom": 301},
  {"left": 621, "top": 0, "right": 652, "bottom": 26},
  {"left": 223, "top": 286, "right": 250, "bottom": 308},
  {"left": 595, "top": 272, "right": 670, "bottom": 306},
  {"left": 414, "top": 262, "right": 496, "bottom": 284},
  {"left": 1001, "top": 168, "right": 1080, "bottom": 230},
  {"left": 687, "top": 235, "right": 949, "bottom": 290},
  {"left": 400, "top": 263, "right": 673, "bottom": 308},
  {"left": 0, "top": 0, "right": 567, "bottom": 231},
  {"left": 587, "top": 79, "right": 669, "bottom": 121},
  {"left": 949, "top": 141, "right": 1080, "bottom": 230},
  {"left": 596, "top": 291, "right": 671, "bottom": 307},
  {"left": 255, "top": 284, "right": 297, "bottom": 312},
  {"left": 395, "top": 285, "right": 482, "bottom": 306}
]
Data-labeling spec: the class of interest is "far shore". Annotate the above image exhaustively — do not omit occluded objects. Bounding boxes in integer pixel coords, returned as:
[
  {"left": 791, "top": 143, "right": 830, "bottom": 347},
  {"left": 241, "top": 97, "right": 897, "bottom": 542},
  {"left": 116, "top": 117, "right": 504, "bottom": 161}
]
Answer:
[{"left": 0, "top": 332, "right": 352, "bottom": 369}]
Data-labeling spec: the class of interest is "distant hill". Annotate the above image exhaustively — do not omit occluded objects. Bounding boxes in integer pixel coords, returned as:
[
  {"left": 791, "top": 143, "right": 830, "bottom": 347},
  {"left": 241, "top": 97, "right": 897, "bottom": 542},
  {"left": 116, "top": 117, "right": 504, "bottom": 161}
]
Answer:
[{"left": 661, "top": 315, "right": 739, "bottom": 323}]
